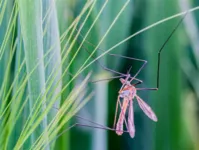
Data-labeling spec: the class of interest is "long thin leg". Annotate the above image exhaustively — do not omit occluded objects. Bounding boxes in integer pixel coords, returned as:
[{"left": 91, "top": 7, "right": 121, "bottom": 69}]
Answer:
[
  {"left": 116, "top": 97, "right": 130, "bottom": 135},
  {"left": 50, "top": 121, "right": 129, "bottom": 144},
  {"left": 51, "top": 107, "right": 129, "bottom": 132},
  {"left": 106, "top": 54, "right": 147, "bottom": 83},
  {"left": 136, "top": 14, "right": 187, "bottom": 91},
  {"left": 91, "top": 75, "right": 142, "bottom": 83},
  {"left": 75, "top": 115, "right": 111, "bottom": 129},
  {"left": 113, "top": 95, "right": 129, "bottom": 130},
  {"left": 79, "top": 41, "right": 143, "bottom": 83},
  {"left": 53, "top": 107, "right": 115, "bottom": 129},
  {"left": 75, "top": 29, "right": 146, "bottom": 82},
  {"left": 45, "top": 123, "right": 115, "bottom": 149},
  {"left": 66, "top": 35, "right": 143, "bottom": 83},
  {"left": 66, "top": 70, "right": 142, "bottom": 84},
  {"left": 76, "top": 115, "right": 129, "bottom": 132},
  {"left": 129, "top": 60, "right": 147, "bottom": 83},
  {"left": 113, "top": 96, "right": 120, "bottom": 129},
  {"left": 136, "top": 88, "right": 157, "bottom": 91},
  {"left": 45, "top": 113, "right": 132, "bottom": 149},
  {"left": 92, "top": 75, "right": 124, "bottom": 83},
  {"left": 155, "top": 14, "right": 186, "bottom": 89}
]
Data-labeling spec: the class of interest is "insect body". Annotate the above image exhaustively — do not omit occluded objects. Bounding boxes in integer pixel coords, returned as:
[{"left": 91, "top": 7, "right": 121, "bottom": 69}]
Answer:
[{"left": 115, "top": 77, "right": 157, "bottom": 138}]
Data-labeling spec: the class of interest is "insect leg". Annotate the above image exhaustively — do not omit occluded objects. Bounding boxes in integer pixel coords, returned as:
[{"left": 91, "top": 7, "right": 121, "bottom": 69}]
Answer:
[
  {"left": 51, "top": 114, "right": 129, "bottom": 144},
  {"left": 81, "top": 43, "right": 143, "bottom": 83},
  {"left": 46, "top": 111, "right": 133, "bottom": 149},
  {"left": 108, "top": 54, "right": 147, "bottom": 83},
  {"left": 113, "top": 95, "right": 129, "bottom": 132},
  {"left": 46, "top": 123, "right": 115, "bottom": 149},
  {"left": 113, "top": 96, "right": 120, "bottom": 129},
  {"left": 75, "top": 28, "right": 144, "bottom": 83},
  {"left": 115, "top": 97, "right": 130, "bottom": 135},
  {"left": 137, "top": 14, "right": 187, "bottom": 91}
]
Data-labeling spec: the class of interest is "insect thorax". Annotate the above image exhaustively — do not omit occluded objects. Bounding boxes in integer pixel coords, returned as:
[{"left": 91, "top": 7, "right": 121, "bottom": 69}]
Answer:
[{"left": 119, "top": 85, "right": 136, "bottom": 98}]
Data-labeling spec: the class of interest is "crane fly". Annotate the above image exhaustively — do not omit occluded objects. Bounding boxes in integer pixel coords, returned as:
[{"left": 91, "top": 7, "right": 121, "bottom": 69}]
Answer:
[
  {"left": 50, "top": 14, "right": 186, "bottom": 143},
  {"left": 115, "top": 76, "right": 157, "bottom": 138}
]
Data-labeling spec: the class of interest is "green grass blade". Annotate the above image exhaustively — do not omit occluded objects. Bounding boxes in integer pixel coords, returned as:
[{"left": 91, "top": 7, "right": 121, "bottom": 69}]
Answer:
[
  {"left": 55, "top": 0, "right": 71, "bottom": 149},
  {"left": 0, "top": 0, "right": 15, "bottom": 149},
  {"left": 0, "top": 0, "right": 13, "bottom": 103},
  {"left": 18, "top": 0, "right": 49, "bottom": 148},
  {"left": 42, "top": 0, "right": 62, "bottom": 148},
  {"left": 101, "top": 0, "right": 133, "bottom": 69},
  {"left": 8, "top": 17, "right": 29, "bottom": 149}
]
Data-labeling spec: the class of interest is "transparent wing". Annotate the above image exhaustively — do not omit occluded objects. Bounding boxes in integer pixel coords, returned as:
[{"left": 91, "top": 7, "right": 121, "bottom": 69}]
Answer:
[
  {"left": 128, "top": 100, "right": 135, "bottom": 138},
  {"left": 136, "top": 95, "right": 158, "bottom": 122}
]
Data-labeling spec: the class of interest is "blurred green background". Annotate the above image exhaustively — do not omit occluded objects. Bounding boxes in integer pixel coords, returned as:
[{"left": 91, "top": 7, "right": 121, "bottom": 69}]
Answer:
[{"left": 0, "top": 0, "right": 199, "bottom": 150}]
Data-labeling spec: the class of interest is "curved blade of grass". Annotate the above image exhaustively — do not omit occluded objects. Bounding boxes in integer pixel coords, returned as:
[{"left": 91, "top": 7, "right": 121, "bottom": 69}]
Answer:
[
  {"left": 0, "top": 2, "right": 92, "bottom": 149},
  {"left": 0, "top": 0, "right": 15, "bottom": 149},
  {"left": 0, "top": 0, "right": 13, "bottom": 105},
  {"left": 63, "top": 0, "right": 130, "bottom": 97},
  {"left": 76, "top": 1, "right": 111, "bottom": 150},
  {"left": 40, "top": 1, "right": 95, "bottom": 149},
  {"left": 179, "top": 0, "right": 199, "bottom": 99},
  {"left": 32, "top": 74, "right": 92, "bottom": 150},
  {"left": 70, "top": 2, "right": 106, "bottom": 150},
  {"left": 79, "top": 6, "right": 199, "bottom": 75},
  {"left": 54, "top": 3, "right": 109, "bottom": 149},
  {"left": 18, "top": 0, "right": 49, "bottom": 148},
  {"left": 101, "top": 0, "right": 133, "bottom": 69},
  {"left": 0, "top": 1, "right": 18, "bottom": 59},
  {"left": 55, "top": 0, "right": 71, "bottom": 149},
  {"left": 7, "top": 17, "right": 29, "bottom": 149},
  {"left": 42, "top": 0, "right": 62, "bottom": 149},
  {"left": 14, "top": 2, "right": 94, "bottom": 149},
  {"left": 42, "top": 0, "right": 62, "bottom": 131},
  {"left": 0, "top": 43, "right": 16, "bottom": 149}
]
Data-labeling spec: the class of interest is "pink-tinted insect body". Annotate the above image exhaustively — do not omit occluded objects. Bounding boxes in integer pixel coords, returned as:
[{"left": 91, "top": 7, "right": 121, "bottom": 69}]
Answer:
[
  {"left": 116, "top": 97, "right": 130, "bottom": 136},
  {"left": 115, "top": 76, "right": 157, "bottom": 138}
]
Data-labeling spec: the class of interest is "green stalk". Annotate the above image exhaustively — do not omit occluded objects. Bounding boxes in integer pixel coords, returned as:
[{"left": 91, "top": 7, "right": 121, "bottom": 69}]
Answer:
[
  {"left": 0, "top": 0, "right": 13, "bottom": 105},
  {"left": 18, "top": 0, "right": 49, "bottom": 148},
  {"left": 0, "top": 0, "right": 14, "bottom": 149},
  {"left": 55, "top": 0, "right": 71, "bottom": 149},
  {"left": 42, "top": 0, "right": 62, "bottom": 149},
  {"left": 102, "top": 0, "right": 133, "bottom": 68}
]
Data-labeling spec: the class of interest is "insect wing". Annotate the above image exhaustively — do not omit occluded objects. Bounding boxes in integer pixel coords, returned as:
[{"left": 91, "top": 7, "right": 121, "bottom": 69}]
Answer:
[
  {"left": 136, "top": 95, "right": 158, "bottom": 122},
  {"left": 128, "top": 100, "right": 135, "bottom": 138}
]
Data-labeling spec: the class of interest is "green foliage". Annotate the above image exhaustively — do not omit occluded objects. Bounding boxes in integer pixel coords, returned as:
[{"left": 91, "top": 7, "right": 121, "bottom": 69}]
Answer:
[
  {"left": 0, "top": 0, "right": 94, "bottom": 149},
  {"left": 0, "top": 0, "right": 199, "bottom": 150}
]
